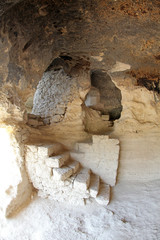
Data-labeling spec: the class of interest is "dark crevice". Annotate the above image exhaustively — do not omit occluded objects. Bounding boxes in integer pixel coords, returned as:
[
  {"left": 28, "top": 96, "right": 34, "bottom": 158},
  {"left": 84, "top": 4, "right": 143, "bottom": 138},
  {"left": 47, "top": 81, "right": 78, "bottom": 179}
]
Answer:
[
  {"left": 85, "top": 69, "right": 122, "bottom": 121},
  {"left": 22, "top": 38, "right": 33, "bottom": 52},
  {"left": 137, "top": 78, "right": 160, "bottom": 94},
  {"left": 60, "top": 55, "right": 73, "bottom": 61},
  {"left": 154, "top": 55, "right": 160, "bottom": 60},
  {"left": 45, "top": 57, "right": 69, "bottom": 72}
]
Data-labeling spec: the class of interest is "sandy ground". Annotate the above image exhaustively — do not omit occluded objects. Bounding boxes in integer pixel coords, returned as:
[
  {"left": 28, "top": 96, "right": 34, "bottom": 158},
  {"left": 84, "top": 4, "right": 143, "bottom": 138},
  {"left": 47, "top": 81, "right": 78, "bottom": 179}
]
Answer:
[{"left": 0, "top": 179, "right": 159, "bottom": 240}]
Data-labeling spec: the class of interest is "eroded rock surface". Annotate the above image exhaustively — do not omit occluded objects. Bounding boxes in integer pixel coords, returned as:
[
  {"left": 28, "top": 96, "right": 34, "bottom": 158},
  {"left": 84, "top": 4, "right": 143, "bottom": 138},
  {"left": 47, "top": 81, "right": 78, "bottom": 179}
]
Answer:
[
  {"left": 32, "top": 69, "right": 79, "bottom": 123},
  {"left": 0, "top": 126, "right": 32, "bottom": 217},
  {"left": 0, "top": 0, "right": 159, "bottom": 88}
]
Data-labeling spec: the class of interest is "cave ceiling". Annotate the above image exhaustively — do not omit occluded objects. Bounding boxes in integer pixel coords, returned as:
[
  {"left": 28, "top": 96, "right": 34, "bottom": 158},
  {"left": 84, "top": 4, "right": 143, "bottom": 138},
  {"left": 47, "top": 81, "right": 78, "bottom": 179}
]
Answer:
[{"left": 0, "top": 0, "right": 160, "bottom": 88}]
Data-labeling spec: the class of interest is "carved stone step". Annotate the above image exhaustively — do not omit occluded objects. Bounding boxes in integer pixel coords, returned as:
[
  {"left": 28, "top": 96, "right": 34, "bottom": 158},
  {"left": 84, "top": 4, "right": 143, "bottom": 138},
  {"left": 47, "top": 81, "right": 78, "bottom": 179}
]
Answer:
[
  {"left": 73, "top": 168, "right": 91, "bottom": 191},
  {"left": 53, "top": 166, "right": 73, "bottom": 181},
  {"left": 89, "top": 173, "right": 100, "bottom": 198},
  {"left": 96, "top": 182, "right": 110, "bottom": 205},
  {"left": 52, "top": 159, "right": 79, "bottom": 181},
  {"left": 67, "top": 159, "right": 80, "bottom": 174},
  {"left": 46, "top": 152, "right": 70, "bottom": 168},
  {"left": 37, "top": 143, "right": 64, "bottom": 158}
]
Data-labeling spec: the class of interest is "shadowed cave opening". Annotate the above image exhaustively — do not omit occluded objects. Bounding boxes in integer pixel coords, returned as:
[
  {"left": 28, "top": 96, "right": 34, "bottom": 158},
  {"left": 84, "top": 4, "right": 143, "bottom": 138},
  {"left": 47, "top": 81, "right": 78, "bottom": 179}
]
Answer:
[{"left": 85, "top": 70, "right": 122, "bottom": 121}]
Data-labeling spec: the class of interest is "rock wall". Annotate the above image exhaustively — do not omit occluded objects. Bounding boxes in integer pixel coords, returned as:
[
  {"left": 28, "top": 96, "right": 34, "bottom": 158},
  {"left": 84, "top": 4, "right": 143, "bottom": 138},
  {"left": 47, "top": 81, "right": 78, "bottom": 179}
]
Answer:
[
  {"left": 32, "top": 69, "right": 79, "bottom": 123},
  {"left": 0, "top": 0, "right": 159, "bottom": 89},
  {"left": 0, "top": 126, "right": 32, "bottom": 217},
  {"left": 116, "top": 133, "right": 160, "bottom": 182},
  {"left": 112, "top": 75, "right": 160, "bottom": 133}
]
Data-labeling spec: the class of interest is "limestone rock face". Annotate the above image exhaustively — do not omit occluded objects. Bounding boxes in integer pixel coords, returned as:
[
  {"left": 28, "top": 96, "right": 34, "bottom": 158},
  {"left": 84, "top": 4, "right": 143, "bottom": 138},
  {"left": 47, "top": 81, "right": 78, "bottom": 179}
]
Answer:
[
  {"left": 0, "top": 126, "right": 32, "bottom": 217},
  {"left": 0, "top": 87, "right": 25, "bottom": 125},
  {"left": 112, "top": 75, "right": 160, "bottom": 133}
]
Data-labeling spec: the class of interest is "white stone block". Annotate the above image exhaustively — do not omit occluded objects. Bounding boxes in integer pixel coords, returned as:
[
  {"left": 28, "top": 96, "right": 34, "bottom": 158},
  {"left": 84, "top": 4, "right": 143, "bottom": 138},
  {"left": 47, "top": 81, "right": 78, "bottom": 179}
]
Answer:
[
  {"left": 37, "top": 143, "right": 63, "bottom": 158},
  {"left": 109, "top": 61, "right": 131, "bottom": 73},
  {"left": 67, "top": 160, "right": 80, "bottom": 173},
  {"left": 74, "top": 168, "right": 91, "bottom": 191},
  {"left": 45, "top": 152, "right": 70, "bottom": 168},
  {"left": 53, "top": 166, "right": 73, "bottom": 181},
  {"left": 96, "top": 183, "right": 110, "bottom": 205},
  {"left": 89, "top": 173, "right": 100, "bottom": 198}
]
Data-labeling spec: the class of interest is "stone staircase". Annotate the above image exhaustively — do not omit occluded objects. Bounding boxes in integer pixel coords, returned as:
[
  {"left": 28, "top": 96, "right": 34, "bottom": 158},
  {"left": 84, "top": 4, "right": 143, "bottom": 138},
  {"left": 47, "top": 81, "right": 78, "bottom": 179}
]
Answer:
[{"left": 25, "top": 142, "right": 110, "bottom": 206}]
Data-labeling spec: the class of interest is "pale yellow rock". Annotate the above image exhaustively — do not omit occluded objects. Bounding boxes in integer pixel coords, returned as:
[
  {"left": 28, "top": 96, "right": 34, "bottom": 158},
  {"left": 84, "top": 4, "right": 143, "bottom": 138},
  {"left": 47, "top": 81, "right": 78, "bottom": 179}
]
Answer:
[
  {"left": 112, "top": 75, "right": 160, "bottom": 133},
  {"left": 84, "top": 106, "right": 112, "bottom": 134},
  {"left": 0, "top": 126, "right": 32, "bottom": 217},
  {"left": 109, "top": 61, "right": 131, "bottom": 73},
  {"left": 101, "top": 115, "right": 110, "bottom": 121}
]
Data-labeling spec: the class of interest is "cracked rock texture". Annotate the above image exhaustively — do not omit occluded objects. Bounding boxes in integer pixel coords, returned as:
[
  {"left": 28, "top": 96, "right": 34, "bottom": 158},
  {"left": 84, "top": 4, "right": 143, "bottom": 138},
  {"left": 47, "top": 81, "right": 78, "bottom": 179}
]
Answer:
[
  {"left": 0, "top": 0, "right": 160, "bottom": 88},
  {"left": 32, "top": 69, "right": 79, "bottom": 123},
  {"left": 0, "top": 126, "right": 32, "bottom": 217}
]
